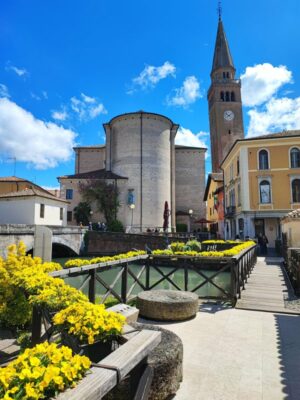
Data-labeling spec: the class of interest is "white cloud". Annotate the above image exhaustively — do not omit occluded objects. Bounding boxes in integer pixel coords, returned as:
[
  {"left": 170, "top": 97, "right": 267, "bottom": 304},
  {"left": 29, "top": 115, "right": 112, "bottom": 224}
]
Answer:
[
  {"left": 247, "top": 97, "right": 300, "bottom": 137},
  {"left": 6, "top": 64, "right": 28, "bottom": 77},
  {"left": 0, "top": 98, "right": 76, "bottom": 169},
  {"left": 166, "top": 76, "right": 201, "bottom": 107},
  {"left": 70, "top": 93, "right": 107, "bottom": 121},
  {"left": 131, "top": 61, "right": 176, "bottom": 90},
  {"left": 51, "top": 109, "right": 69, "bottom": 121},
  {"left": 241, "top": 63, "right": 292, "bottom": 107},
  {"left": 81, "top": 93, "right": 96, "bottom": 103},
  {"left": 0, "top": 84, "right": 10, "bottom": 98},
  {"left": 175, "top": 127, "right": 208, "bottom": 148},
  {"left": 42, "top": 91, "right": 48, "bottom": 99},
  {"left": 30, "top": 92, "right": 41, "bottom": 101}
]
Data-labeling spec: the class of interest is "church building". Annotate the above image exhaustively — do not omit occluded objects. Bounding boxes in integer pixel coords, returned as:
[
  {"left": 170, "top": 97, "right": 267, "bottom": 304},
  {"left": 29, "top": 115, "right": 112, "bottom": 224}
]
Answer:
[{"left": 58, "top": 111, "right": 206, "bottom": 232}]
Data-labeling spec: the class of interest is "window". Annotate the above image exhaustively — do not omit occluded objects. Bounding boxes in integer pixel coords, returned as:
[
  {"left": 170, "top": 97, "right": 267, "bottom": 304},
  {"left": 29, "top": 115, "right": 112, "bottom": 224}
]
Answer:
[
  {"left": 292, "top": 179, "right": 300, "bottom": 203},
  {"left": 231, "top": 92, "right": 235, "bottom": 102},
  {"left": 237, "top": 158, "right": 240, "bottom": 175},
  {"left": 60, "top": 208, "right": 63, "bottom": 220},
  {"left": 67, "top": 211, "right": 72, "bottom": 222},
  {"left": 237, "top": 184, "right": 241, "bottom": 206},
  {"left": 40, "top": 204, "right": 45, "bottom": 218},
  {"left": 259, "top": 149, "right": 269, "bottom": 170},
  {"left": 290, "top": 148, "right": 300, "bottom": 168},
  {"left": 66, "top": 189, "right": 73, "bottom": 200},
  {"left": 226, "top": 72, "right": 230, "bottom": 78},
  {"left": 229, "top": 189, "right": 236, "bottom": 206},
  {"left": 225, "top": 91, "right": 230, "bottom": 102},
  {"left": 220, "top": 91, "right": 224, "bottom": 101},
  {"left": 260, "top": 180, "right": 271, "bottom": 204}
]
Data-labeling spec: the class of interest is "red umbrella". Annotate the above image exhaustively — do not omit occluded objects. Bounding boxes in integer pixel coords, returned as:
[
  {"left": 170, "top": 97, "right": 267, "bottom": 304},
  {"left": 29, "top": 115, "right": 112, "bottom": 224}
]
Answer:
[{"left": 163, "top": 201, "right": 170, "bottom": 231}]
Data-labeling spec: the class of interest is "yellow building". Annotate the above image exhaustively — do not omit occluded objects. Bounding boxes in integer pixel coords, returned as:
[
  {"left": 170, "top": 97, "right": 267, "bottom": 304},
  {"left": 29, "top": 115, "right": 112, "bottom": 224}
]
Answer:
[
  {"left": 221, "top": 130, "right": 300, "bottom": 247},
  {"left": 203, "top": 173, "right": 224, "bottom": 237}
]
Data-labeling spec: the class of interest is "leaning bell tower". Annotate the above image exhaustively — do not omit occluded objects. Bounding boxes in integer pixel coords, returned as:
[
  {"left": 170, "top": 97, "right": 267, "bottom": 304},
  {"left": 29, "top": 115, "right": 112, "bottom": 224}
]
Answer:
[{"left": 207, "top": 7, "right": 244, "bottom": 172}]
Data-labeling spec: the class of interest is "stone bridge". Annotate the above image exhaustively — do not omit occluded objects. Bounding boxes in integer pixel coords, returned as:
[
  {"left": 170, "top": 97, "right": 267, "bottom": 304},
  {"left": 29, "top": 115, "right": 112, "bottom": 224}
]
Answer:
[{"left": 0, "top": 224, "right": 86, "bottom": 258}]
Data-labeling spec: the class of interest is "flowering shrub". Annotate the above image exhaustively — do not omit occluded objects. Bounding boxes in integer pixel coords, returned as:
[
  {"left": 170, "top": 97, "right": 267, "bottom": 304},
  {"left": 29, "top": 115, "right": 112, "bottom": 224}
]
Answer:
[
  {"left": 169, "top": 242, "right": 185, "bottom": 252},
  {"left": 0, "top": 342, "right": 91, "bottom": 400},
  {"left": 152, "top": 241, "right": 256, "bottom": 258},
  {"left": 29, "top": 279, "right": 89, "bottom": 311},
  {"left": 0, "top": 243, "right": 62, "bottom": 328},
  {"left": 64, "top": 250, "right": 146, "bottom": 268},
  {"left": 53, "top": 302, "right": 126, "bottom": 345}
]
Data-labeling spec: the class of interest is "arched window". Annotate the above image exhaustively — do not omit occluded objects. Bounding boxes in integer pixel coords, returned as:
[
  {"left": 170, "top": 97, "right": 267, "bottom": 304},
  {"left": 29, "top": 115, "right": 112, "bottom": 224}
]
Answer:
[
  {"left": 259, "top": 150, "right": 269, "bottom": 170},
  {"left": 220, "top": 91, "right": 224, "bottom": 101},
  {"left": 260, "top": 180, "right": 271, "bottom": 204},
  {"left": 290, "top": 148, "right": 300, "bottom": 168},
  {"left": 225, "top": 91, "right": 230, "bottom": 102},
  {"left": 292, "top": 179, "right": 300, "bottom": 202},
  {"left": 223, "top": 72, "right": 226, "bottom": 79},
  {"left": 231, "top": 91, "right": 235, "bottom": 102},
  {"left": 226, "top": 72, "right": 230, "bottom": 78}
]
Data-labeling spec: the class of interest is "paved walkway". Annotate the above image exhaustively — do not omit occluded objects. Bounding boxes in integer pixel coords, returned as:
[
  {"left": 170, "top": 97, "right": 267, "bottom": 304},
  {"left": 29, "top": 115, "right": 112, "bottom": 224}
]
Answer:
[
  {"left": 236, "top": 256, "right": 299, "bottom": 314},
  {"left": 141, "top": 303, "right": 300, "bottom": 400}
]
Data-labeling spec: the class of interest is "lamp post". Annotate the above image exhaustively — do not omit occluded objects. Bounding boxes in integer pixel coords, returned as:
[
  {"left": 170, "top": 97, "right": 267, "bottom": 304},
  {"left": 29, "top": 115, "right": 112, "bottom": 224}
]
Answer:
[
  {"left": 129, "top": 204, "right": 135, "bottom": 232},
  {"left": 188, "top": 209, "right": 193, "bottom": 235}
]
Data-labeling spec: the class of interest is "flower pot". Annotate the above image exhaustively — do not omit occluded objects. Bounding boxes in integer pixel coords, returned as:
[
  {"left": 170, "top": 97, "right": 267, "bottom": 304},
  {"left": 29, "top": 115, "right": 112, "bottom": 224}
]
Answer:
[{"left": 61, "top": 333, "right": 119, "bottom": 363}]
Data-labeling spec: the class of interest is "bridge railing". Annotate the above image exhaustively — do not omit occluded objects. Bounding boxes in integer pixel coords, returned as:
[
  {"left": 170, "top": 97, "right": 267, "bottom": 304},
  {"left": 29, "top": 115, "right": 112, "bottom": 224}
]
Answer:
[
  {"left": 285, "top": 248, "right": 300, "bottom": 294},
  {"left": 49, "top": 245, "right": 257, "bottom": 306}
]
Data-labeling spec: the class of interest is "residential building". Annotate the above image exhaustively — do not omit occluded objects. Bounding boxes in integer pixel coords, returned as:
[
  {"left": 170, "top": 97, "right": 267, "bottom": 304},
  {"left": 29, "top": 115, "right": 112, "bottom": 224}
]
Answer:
[
  {"left": 221, "top": 130, "right": 300, "bottom": 247},
  {"left": 0, "top": 187, "right": 69, "bottom": 226},
  {"left": 203, "top": 173, "right": 224, "bottom": 237}
]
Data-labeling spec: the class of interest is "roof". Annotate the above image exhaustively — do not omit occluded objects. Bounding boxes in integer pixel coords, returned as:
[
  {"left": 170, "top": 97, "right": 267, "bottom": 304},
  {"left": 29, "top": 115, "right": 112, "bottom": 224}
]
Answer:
[
  {"left": 0, "top": 187, "right": 69, "bottom": 203},
  {"left": 104, "top": 110, "right": 179, "bottom": 129},
  {"left": 0, "top": 176, "right": 28, "bottom": 182},
  {"left": 175, "top": 145, "right": 207, "bottom": 151},
  {"left": 211, "top": 19, "right": 235, "bottom": 74},
  {"left": 73, "top": 145, "right": 105, "bottom": 150},
  {"left": 59, "top": 169, "right": 128, "bottom": 180},
  {"left": 221, "top": 130, "right": 300, "bottom": 167},
  {"left": 282, "top": 209, "right": 300, "bottom": 221},
  {"left": 203, "top": 173, "right": 224, "bottom": 201}
]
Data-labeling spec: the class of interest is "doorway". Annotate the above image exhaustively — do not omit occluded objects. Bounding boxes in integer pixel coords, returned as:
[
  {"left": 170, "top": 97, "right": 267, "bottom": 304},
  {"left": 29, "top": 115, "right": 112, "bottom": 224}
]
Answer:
[{"left": 254, "top": 218, "right": 265, "bottom": 238}]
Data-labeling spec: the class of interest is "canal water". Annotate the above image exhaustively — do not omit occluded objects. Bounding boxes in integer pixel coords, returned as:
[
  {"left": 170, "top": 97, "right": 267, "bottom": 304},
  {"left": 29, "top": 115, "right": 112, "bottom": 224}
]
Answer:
[{"left": 54, "top": 258, "right": 231, "bottom": 300}]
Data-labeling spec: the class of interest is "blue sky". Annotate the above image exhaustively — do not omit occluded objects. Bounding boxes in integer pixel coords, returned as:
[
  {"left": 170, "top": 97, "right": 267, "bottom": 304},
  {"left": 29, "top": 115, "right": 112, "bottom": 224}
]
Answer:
[{"left": 0, "top": 0, "right": 300, "bottom": 188}]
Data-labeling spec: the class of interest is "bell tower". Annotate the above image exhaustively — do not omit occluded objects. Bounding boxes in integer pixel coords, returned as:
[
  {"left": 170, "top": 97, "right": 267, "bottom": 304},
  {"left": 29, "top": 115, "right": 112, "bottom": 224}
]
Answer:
[{"left": 207, "top": 11, "right": 244, "bottom": 172}]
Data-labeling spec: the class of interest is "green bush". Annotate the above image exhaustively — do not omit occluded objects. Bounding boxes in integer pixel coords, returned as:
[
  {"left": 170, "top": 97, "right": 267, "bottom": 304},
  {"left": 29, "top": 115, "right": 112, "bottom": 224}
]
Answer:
[
  {"left": 108, "top": 219, "right": 124, "bottom": 232},
  {"left": 176, "top": 223, "right": 187, "bottom": 232},
  {"left": 186, "top": 240, "right": 202, "bottom": 252},
  {"left": 170, "top": 242, "right": 185, "bottom": 252}
]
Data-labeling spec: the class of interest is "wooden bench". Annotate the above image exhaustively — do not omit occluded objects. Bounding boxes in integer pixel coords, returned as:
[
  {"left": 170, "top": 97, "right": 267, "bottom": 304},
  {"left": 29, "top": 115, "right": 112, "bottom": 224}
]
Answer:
[{"left": 56, "top": 325, "right": 161, "bottom": 400}]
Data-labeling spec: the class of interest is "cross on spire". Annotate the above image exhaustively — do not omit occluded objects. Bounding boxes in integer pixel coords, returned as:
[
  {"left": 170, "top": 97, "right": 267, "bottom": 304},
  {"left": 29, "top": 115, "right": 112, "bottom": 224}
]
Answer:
[{"left": 217, "top": 1, "right": 222, "bottom": 21}]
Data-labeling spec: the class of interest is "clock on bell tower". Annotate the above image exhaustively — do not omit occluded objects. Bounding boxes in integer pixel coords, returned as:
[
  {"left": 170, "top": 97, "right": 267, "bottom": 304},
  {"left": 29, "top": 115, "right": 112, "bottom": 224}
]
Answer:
[{"left": 207, "top": 16, "right": 244, "bottom": 172}]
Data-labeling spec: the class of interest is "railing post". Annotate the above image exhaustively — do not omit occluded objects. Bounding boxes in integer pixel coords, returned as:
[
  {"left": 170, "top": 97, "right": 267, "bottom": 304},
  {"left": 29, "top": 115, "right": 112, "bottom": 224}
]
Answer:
[
  {"left": 31, "top": 306, "right": 42, "bottom": 346},
  {"left": 121, "top": 263, "right": 128, "bottom": 304},
  {"left": 184, "top": 259, "right": 188, "bottom": 291},
  {"left": 88, "top": 269, "right": 96, "bottom": 303},
  {"left": 230, "top": 259, "right": 238, "bottom": 305},
  {"left": 145, "top": 257, "right": 150, "bottom": 290}
]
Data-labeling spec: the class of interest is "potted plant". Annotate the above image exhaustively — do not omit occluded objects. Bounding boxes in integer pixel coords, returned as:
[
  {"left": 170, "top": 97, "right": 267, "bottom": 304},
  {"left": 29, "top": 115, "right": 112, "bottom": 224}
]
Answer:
[
  {"left": 0, "top": 341, "right": 91, "bottom": 399},
  {"left": 53, "top": 302, "right": 126, "bottom": 363}
]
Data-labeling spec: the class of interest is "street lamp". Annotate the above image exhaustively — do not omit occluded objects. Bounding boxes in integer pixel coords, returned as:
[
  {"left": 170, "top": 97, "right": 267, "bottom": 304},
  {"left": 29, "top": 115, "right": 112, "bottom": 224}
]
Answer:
[
  {"left": 129, "top": 204, "right": 135, "bottom": 231},
  {"left": 188, "top": 209, "right": 193, "bottom": 234}
]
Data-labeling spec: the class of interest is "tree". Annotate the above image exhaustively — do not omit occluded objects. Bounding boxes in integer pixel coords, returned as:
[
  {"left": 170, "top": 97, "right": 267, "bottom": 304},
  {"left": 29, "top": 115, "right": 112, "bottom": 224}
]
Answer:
[
  {"left": 79, "top": 180, "right": 120, "bottom": 226},
  {"left": 73, "top": 202, "right": 91, "bottom": 226}
]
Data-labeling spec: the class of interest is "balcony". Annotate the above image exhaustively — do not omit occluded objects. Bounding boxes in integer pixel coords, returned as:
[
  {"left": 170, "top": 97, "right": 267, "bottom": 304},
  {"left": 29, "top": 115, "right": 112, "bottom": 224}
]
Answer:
[{"left": 225, "top": 206, "right": 236, "bottom": 218}]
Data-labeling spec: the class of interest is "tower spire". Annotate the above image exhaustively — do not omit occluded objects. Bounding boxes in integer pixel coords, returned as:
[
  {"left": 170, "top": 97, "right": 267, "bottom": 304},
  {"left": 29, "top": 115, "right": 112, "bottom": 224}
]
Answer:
[
  {"left": 211, "top": 17, "right": 235, "bottom": 75},
  {"left": 217, "top": 1, "right": 222, "bottom": 21}
]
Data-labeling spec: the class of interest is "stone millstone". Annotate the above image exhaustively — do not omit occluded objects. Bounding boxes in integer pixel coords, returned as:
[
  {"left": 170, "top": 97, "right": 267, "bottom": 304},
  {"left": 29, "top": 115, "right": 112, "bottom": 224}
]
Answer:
[
  {"left": 136, "top": 289, "right": 199, "bottom": 321},
  {"left": 103, "top": 323, "right": 183, "bottom": 400}
]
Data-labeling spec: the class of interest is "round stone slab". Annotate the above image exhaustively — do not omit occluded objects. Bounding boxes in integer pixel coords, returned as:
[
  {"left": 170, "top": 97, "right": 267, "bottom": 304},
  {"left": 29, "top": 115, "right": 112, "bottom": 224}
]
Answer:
[{"left": 137, "top": 290, "right": 199, "bottom": 321}]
